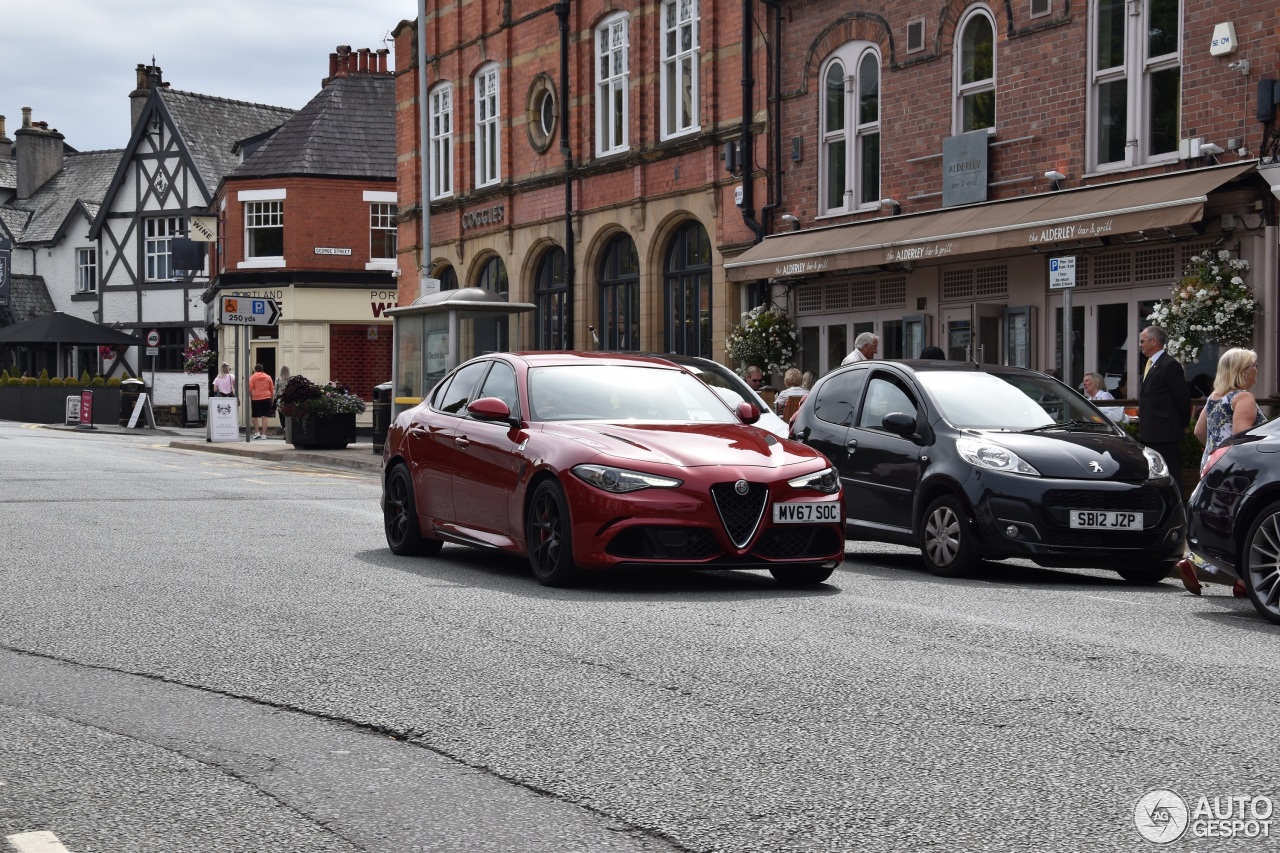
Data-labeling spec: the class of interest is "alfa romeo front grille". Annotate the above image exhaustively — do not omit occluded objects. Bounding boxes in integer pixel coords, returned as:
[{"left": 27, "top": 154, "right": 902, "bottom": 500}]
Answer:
[{"left": 710, "top": 482, "right": 768, "bottom": 548}]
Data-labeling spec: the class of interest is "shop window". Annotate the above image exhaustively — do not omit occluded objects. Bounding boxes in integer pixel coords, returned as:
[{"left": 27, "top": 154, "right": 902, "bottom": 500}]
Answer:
[
  {"left": 1089, "top": 0, "right": 1180, "bottom": 170},
  {"left": 599, "top": 234, "right": 640, "bottom": 350},
  {"left": 955, "top": 8, "right": 995, "bottom": 134},
  {"left": 534, "top": 247, "right": 568, "bottom": 350},
  {"left": 596, "top": 13, "right": 630, "bottom": 156},
  {"left": 660, "top": 0, "right": 700, "bottom": 139},
  {"left": 663, "top": 221, "right": 712, "bottom": 356},
  {"left": 819, "top": 44, "right": 880, "bottom": 214}
]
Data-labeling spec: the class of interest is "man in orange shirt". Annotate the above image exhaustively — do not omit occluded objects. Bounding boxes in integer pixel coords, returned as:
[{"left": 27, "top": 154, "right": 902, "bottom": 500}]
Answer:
[{"left": 248, "top": 364, "right": 275, "bottom": 440}]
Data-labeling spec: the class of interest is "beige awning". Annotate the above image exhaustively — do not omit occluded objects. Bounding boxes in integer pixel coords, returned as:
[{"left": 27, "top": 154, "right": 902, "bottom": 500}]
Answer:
[{"left": 725, "top": 163, "right": 1255, "bottom": 282}]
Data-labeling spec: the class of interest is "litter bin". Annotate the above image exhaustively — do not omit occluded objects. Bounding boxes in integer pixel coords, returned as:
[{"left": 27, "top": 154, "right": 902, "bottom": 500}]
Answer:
[
  {"left": 372, "top": 381, "right": 393, "bottom": 453},
  {"left": 182, "top": 383, "right": 203, "bottom": 427},
  {"left": 119, "top": 378, "right": 145, "bottom": 425}
]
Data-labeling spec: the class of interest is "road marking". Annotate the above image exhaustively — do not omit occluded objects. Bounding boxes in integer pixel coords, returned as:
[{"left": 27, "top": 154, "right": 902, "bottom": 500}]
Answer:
[{"left": 7, "top": 831, "right": 74, "bottom": 853}]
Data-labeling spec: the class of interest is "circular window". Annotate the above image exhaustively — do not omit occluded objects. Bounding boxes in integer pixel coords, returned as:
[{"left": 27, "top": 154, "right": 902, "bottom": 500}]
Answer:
[{"left": 527, "top": 75, "right": 557, "bottom": 153}]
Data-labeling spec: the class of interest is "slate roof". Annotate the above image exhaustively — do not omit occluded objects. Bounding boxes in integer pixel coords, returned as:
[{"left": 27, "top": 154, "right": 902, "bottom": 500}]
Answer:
[
  {"left": 3, "top": 150, "right": 121, "bottom": 243},
  {"left": 0, "top": 154, "right": 14, "bottom": 192},
  {"left": 6, "top": 275, "right": 55, "bottom": 324},
  {"left": 160, "top": 89, "right": 296, "bottom": 191},
  {"left": 228, "top": 75, "right": 395, "bottom": 180}
]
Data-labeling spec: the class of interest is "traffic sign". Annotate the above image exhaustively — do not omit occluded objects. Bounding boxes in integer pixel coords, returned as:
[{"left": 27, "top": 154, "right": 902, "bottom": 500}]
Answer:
[
  {"left": 146, "top": 329, "right": 160, "bottom": 347},
  {"left": 220, "top": 295, "right": 280, "bottom": 326},
  {"left": 1049, "top": 256, "right": 1077, "bottom": 289}
]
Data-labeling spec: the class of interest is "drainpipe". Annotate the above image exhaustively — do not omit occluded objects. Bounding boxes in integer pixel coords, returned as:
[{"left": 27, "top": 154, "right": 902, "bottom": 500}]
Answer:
[
  {"left": 557, "top": 0, "right": 575, "bottom": 349},
  {"left": 418, "top": 0, "right": 432, "bottom": 289},
  {"left": 739, "top": 0, "right": 781, "bottom": 242}
]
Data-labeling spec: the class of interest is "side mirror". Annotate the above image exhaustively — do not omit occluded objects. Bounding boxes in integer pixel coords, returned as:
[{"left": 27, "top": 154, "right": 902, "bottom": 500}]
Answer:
[
  {"left": 882, "top": 411, "right": 917, "bottom": 437},
  {"left": 736, "top": 401, "right": 761, "bottom": 424},
  {"left": 468, "top": 396, "right": 518, "bottom": 427}
]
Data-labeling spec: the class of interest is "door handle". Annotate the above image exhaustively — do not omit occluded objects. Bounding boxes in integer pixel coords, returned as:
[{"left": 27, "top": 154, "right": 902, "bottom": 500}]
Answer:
[
  {"left": 408, "top": 424, "right": 428, "bottom": 437},
  {"left": 454, "top": 436, "right": 470, "bottom": 447},
  {"left": 845, "top": 439, "right": 858, "bottom": 452}
]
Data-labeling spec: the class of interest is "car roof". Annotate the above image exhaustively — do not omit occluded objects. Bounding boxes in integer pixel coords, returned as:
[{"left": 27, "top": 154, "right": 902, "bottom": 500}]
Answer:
[
  {"left": 851, "top": 360, "right": 1049, "bottom": 379},
  {"left": 496, "top": 351, "right": 688, "bottom": 370}
]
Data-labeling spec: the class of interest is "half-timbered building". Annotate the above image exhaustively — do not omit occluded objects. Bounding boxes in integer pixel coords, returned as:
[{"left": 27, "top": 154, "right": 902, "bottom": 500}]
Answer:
[{"left": 88, "top": 65, "right": 294, "bottom": 405}]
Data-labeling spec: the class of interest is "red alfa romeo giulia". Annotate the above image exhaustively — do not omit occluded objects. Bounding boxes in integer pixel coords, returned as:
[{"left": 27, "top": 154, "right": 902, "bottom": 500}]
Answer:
[{"left": 382, "top": 352, "right": 845, "bottom": 586}]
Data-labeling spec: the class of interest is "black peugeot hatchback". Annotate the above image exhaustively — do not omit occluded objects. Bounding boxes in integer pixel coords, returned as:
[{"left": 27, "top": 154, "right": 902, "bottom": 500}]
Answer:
[{"left": 789, "top": 360, "right": 1186, "bottom": 580}]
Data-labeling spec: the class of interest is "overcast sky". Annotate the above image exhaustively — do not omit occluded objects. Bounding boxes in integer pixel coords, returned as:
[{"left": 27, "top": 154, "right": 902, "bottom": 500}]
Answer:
[{"left": 3, "top": 0, "right": 413, "bottom": 152}]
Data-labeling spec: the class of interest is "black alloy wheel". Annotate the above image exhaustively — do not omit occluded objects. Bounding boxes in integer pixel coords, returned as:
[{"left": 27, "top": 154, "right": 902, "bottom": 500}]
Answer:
[
  {"left": 384, "top": 464, "right": 443, "bottom": 556},
  {"left": 920, "top": 494, "right": 977, "bottom": 577},
  {"left": 526, "top": 480, "right": 579, "bottom": 586},
  {"left": 1242, "top": 501, "right": 1280, "bottom": 625}
]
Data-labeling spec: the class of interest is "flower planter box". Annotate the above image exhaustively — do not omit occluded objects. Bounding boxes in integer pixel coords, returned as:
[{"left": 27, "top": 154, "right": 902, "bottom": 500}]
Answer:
[{"left": 285, "top": 413, "right": 357, "bottom": 449}]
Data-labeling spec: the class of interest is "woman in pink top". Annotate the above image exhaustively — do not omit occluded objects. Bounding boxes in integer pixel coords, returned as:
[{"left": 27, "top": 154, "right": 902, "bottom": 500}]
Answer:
[{"left": 212, "top": 362, "right": 236, "bottom": 397}]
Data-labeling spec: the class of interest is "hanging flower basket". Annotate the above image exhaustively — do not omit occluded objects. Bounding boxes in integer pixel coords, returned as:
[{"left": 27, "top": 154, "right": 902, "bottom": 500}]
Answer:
[
  {"left": 725, "top": 305, "right": 799, "bottom": 377},
  {"left": 1147, "top": 250, "right": 1255, "bottom": 364},
  {"left": 182, "top": 337, "right": 214, "bottom": 374}
]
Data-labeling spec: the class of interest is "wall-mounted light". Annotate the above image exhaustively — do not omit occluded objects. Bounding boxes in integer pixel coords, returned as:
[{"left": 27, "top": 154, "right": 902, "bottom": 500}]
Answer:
[
  {"left": 780, "top": 214, "right": 800, "bottom": 231},
  {"left": 1044, "top": 170, "right": 1067, "bottom": 191},
  {"left": 880, "top": 198, "right": 901, "bottom": 216}
]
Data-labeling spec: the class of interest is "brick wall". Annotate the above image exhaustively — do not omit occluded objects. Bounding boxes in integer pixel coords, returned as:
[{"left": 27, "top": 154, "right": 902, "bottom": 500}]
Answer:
[{"left": 329, "top": 324, "right": 393, "bottom": 399}]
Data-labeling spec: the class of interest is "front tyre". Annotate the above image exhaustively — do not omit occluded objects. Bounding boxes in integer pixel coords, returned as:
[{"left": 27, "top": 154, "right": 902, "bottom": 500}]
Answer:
[
  {"left": 768, "top": 565, "right": 835, "bottom": 586},
  {"left": 1242, "top": 502, "right": 1280, "bottom": 625},
  {"left": 1115, "top": 562, "right": 1175, "bottom": 584},
  {"left": 383, "top": 463, "right": 443, "bottom": 556},
  {"left": 526, "top": 480, "right": 579, "bottom": 587},
  {"left": 919, "top": 494, "right": 977, "bottom": 577}
]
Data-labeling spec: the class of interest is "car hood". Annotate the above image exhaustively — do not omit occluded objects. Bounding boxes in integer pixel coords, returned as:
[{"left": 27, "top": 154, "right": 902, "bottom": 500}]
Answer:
[
  {"left": 972, "top": 429, "right": 1151, "bottom": 480},
  {"left": 540, "top": 422, "right": 824, "bottom": 468}
]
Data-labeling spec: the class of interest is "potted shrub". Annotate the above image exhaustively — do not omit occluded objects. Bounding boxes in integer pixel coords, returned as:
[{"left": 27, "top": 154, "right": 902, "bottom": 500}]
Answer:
[{"left": 278, "top": 375, "right": 366, "bottom": 449}]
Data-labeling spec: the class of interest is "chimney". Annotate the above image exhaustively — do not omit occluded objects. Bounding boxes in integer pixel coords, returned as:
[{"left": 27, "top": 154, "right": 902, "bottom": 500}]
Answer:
[
  {"left": 130, "top": 62, "right": 164, "bottom": 130},
  {"left": 322, "top": 45, "right": 391, "bottom": 86},
  {"left": 0, "top": 115, "right": 11, "bottom": 160},
  {"left": 15, "top": 107, "right": 65, "bottom": 199}
]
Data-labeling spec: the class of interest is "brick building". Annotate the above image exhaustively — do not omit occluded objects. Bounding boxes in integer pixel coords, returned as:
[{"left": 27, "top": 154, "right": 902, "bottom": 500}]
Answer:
[
  {"left": 391, "top": 0, "right": 773, "bottom": 388},
  {"left": 393, "top": 0, "right": 1280, "bottom": 395},
  {"left": 208, "top": 46, "right": 398, "bottom": 418},
  {"left": 727, "top": 0, "right": 1280, "bottom": 393}
]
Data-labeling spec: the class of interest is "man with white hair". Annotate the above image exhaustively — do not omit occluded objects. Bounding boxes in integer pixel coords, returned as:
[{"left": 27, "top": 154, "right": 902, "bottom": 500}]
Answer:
[{"left": 841, "top": 332, "right": 879, "bottom": 365}]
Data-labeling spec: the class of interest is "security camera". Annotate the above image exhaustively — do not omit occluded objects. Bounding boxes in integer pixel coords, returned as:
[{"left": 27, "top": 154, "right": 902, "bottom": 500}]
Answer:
[
  {"left": 1198, "top": 143, "right": 1224, "bottom": 155},
  {"left": 1044, "top": 170, "right": 1066, "bottom": 181}
]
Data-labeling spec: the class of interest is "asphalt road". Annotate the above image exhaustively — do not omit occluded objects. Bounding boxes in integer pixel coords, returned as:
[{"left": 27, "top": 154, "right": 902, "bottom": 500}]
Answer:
[{"left": 1, "top": 421, "right": 1276, "bottom": 852}]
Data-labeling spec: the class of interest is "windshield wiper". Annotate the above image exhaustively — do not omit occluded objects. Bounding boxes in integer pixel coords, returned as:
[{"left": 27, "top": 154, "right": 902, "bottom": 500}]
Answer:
[{"left": 1021, "top": 419, "right": 1110, "bottom": 433}]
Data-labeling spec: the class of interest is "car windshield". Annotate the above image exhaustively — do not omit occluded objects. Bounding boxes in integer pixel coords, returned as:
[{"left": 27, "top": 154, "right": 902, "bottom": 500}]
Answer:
[
  {"left": 915, "top": 370, "right": 1115, "bottom": 431},
  {"left": 678, "top": 362, "right": 757, "bottom": 407},
  {"left": 527, "top": 364, "right": 739, "bottom": 423}
]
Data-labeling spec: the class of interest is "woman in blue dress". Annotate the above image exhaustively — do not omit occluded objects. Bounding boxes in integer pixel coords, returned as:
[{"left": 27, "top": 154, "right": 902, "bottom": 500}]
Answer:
[{"left": 1179, "top": 347, "right": 1266, "bottom": 595}]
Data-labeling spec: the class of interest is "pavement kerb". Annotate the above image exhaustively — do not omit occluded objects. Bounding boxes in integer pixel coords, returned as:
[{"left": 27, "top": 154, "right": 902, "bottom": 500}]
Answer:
[{"left": 166, "top": 440, "right": 384, "bottom": 475}]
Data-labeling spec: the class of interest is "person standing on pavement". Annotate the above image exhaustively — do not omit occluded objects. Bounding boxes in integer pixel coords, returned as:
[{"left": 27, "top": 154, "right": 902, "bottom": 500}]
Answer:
[
  {"left": 841, "top": 332, "right": 879, "bottom": 365},
  {"left": 212, "top": 363, "right": 236, "bottom": 398},
  {"left": 248, "top": 364, "right": 274, "bottom": 440},
  {"left": 1138, "top": 325, "right": 1191, "bottom": 486},
  {"left": 275, "top": 366, "right": 292, "bottom": 431}
]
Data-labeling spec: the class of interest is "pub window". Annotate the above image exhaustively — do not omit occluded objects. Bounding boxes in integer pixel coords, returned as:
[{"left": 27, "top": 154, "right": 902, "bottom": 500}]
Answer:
[
  {"left": 663, "top": 220, "right": 712, "bottom": 357},
  {"left": 954, "top": 7, "right": 996, "bottom": 134}
]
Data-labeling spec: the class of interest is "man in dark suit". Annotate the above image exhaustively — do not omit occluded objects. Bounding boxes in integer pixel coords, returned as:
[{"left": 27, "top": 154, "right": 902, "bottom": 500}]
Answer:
[{"left": 1138, "top": 325, "right": 1191, "bottom": 483}]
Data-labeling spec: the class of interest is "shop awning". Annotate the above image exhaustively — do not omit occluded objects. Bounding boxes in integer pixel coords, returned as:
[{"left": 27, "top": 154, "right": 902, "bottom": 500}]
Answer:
[{"left": 725, "top": 163, "right": 1255, "bottom": 282}]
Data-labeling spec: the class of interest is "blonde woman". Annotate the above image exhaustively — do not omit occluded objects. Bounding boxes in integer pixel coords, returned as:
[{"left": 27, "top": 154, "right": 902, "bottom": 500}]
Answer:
[
  {"left": 212, "top": 362, "right": 236, "bottom": 399},
  {"left": 1180, "top": 347, "right": 1266, "bottom": 596}
]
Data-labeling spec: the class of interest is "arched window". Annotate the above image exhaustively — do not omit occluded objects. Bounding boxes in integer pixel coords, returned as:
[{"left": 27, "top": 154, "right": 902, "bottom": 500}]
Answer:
[
  {"left": 598, "top": 234, "right": 639, "bottom": 350},
  {"left": 473, "top": 256, "right": 509, "bottom": 352},
  {"left": 534, "top": 247, "right": 568, "bottom": 350},
  {"left": 437, "top": 265, "right": 458, "bottom": 291},
  {"left": 819, "top": 44, "right": 880, "bottom": 215},
  {"left": 663, "top": 221, "right": 712, "bottom": 357},
  {"left": 955, "top": 8, "right": 995, "bottom": 133}
]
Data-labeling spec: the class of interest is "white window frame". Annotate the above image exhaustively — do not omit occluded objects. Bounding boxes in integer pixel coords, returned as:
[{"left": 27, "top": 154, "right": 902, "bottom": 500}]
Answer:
[
  {"left": 818, "top": 44, "right": 880, "bottom": 217},
  {"left": 429, "top": 83, "right": 454, "bottom": 199},
  {"left": 365, "top": 191, "right": 398, "bottom": 270},
  {"left": 475, "top": 63, "right": 501, "bottom": 188},
  {"left": 236, "top": 189, "right": 286, "bottom": 269},
  {"left": 660, "top": 0, "right": 700, "bottom": 139},
  {"left": 1087, "top": 0, "right": 1181, "bottom": 172},
  {"left": 596, "top": 13, "right": 630, "bottom": 156},
  {"left": 144, "top": 216, "right": 183, "bottom": 281},
  {"left": 76, "top": 247, "right": 97, "bottom": 293},
  {"left": 953, "top": 6, "right": 996, "bottom": 135}
]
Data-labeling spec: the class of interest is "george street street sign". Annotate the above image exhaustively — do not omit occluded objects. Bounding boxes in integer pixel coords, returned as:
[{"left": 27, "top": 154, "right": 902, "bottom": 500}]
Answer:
[{"left": 220, "top": 295, "right": 280, "bottom": 326}]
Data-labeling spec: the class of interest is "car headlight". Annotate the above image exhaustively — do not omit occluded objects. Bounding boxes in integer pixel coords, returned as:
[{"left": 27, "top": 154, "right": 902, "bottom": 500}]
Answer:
[
  {"left": 788, "top": 466, "right": 839, "bottom": 493},
  {"left": 571, "top": 464, "right": 683, "bottom": 493},
  {"left": 1142, "top": 446, "right": 1169, "bottom": 480},
  {"left": 956, "top": 437, "right": 1040, "bottom": 476}
]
